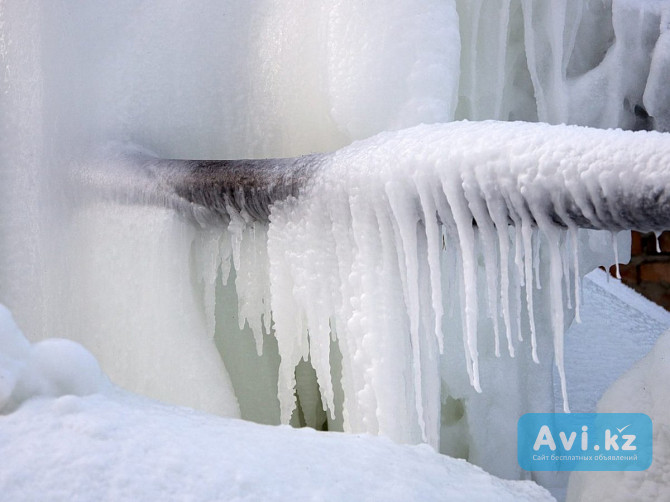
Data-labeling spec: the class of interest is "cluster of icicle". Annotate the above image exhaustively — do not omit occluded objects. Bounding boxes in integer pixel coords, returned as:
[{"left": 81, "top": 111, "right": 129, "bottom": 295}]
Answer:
[{"left": 190, "top": 120, "right": 670, "bottom": 446}]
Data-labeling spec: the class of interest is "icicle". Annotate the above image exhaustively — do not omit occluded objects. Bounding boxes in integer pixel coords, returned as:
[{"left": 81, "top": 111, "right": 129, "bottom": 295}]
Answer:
[
  {"left": 434, "top": 192, "right": 459, "bottom": 321},
  {"left": 191, "top": 230, "right": 224, "bottom": 337},
  {"left": 444, "top": 229, "right": 459, "bottom": 319},
  {"left": 530, "top": 199, "right": 570, "bottom": 412},
  {"left": 455, "top": 249, "right": 475, "bottom": 386},
  {"left": 464, "top": 180, "right": 501, "bottom": 358},
  {"left": 267, "top": 201, "right": 308, "bottom": 424},
  {"left": 218, "top": 231, "right": 233, "bottom": 287},
  {"left": 490, "top": 203, "right": 515, "bottom": 358},
  {"left": 611, "top": 231, "right": 621, "bottom": 279},
  {"left": 533, "top": 229, "right": 542, "bottom": 290},
  {"left": 570, "top": 226, "right": 581, "bottom": 323},
  {"left": 327, "top": 194, "right": 359, "bottom": 433},
  {"left": 562, "top": 234, "right": 572, "bottom": 311},
  {"left": 386, "top": 180, "right": 427, "bottom": 440},
  {"left": 512, "top": 226, "right": 524, "bottom": 342},
  {"left": 521, "top": 215, "right": 539, "bottom": 363},
  {"left": 549, "top": 225, "right": 570, "bottom": 413},
  {"left": 514, "top": 223, "right": 525, "bottom": 285},
  {"left": 233, "top": 222, "right": 273, "bottom": 356},
  {"left": 442, "top": 175, "right": 481, "bottom": 393},
  {"left": 416, "top": 181, "right": 445, "bottom": 354},
  {"left": 226, "top": 204, "right": 246, "bottom": 273}
]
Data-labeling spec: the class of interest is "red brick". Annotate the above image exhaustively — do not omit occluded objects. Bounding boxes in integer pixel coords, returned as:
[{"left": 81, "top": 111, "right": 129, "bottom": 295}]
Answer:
[
  {"left": 642, "top": 232, "right": 660, "bottom": 254},
  {"left": 659, "top": 231, "right": 670, "bottom": 253},
  {"left": 639, "top": 261, "right": 670, "bottom": 284},
  {"left": 630, "top": 231, "right": 643, "bottom": 255},
  {"left": 616, "top": 263, "right": 639, "bottom": 284}
]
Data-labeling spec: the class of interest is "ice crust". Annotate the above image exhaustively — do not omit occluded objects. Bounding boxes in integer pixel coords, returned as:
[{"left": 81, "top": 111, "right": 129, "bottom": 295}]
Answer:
[
  {"left": 208, "top": 120, "right": 658, "bottom": 450},
  {"left": 1, "top": 0, "right": 670, "bottom": 496}
]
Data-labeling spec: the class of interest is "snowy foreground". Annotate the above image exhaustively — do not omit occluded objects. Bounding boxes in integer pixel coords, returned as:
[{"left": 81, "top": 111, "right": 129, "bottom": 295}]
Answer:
[
  {"left": 3, "top": 270, "right": 670, "bottom": 501},
  {"left": 0, "top": 394, "right": 551, "bottom": 502},
  {"left": 0, "top": 304, "right": 552, "bottom": 502}
]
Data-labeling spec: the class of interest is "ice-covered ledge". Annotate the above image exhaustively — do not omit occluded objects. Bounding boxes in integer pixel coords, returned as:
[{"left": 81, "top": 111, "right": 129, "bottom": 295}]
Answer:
[
  {"left": 91, "top": 121, "right": 670, "bottom": 232},
  {"left": 83, "top": 120, "right": 670, "bottom": 435}
]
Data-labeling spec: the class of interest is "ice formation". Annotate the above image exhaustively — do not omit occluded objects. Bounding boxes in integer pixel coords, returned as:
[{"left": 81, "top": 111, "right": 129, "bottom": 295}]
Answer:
[
  {"left": 1, "top": 0, "right": 670, "bottom": 494},
  {"left": 558, "top": 268, "right": 670, "bottom": 415},
  {"left": 0, "top": 304, "right": 555, "bottom": 501},
  {"left": 0, "top": 305, "right": 105, "bottom": 414},
  {"left": 566, "top": 328, "right": 670, "bottom": 501},
  {"left": 158, "top": 120, "right": 667, "bottom": 451}
]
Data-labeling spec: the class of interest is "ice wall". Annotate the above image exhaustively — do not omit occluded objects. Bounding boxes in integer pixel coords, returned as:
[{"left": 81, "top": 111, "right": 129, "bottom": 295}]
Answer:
[
  {"left": 0, "top": 0, "right": 668, "bottom": 488},
  {"left": 455, "top": 0, "right": 670, "bottom": 131}
]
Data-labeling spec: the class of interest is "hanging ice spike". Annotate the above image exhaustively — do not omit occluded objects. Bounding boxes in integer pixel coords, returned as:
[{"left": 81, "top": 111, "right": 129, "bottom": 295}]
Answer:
[{"left": 83, "top": 119, "right": 670, "bottom": 422}]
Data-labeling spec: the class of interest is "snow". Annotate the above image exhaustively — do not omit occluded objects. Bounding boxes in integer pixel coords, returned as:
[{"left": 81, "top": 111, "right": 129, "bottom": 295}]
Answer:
[
  {"left": 558, "top": 268, "right": 670, "bottom": 415},
  {"left": 2, "top": 1, "right": 670, "bottom": 500},
  {"left": 0, "top": 395, "right": 554, "bottom": 502},
  {"left": 548, "top": 270, "right": 670, "bottom": 500},
  {"left": 0, "top": 305, "right": 106, "bottom": 414},
  {"left": 0, "top": 305, "right": 554, "bottom": 502},
  {"left": 566, "top": 328, "right": 670, "bottom": 501}
]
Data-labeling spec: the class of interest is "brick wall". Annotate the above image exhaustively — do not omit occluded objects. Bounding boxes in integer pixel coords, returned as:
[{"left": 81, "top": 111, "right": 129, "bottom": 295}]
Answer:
[{"left": 612, "top": 231, "right": 670, "bottom": 310}]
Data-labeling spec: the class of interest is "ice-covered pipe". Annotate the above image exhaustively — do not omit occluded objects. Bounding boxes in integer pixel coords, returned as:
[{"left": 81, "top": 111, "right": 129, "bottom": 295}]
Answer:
[
  {"left": 82, "top": 145, "right": 323, "bottom": 225},
  {"left": 87, "top": 121, "right": 670, "bottom": 232}
]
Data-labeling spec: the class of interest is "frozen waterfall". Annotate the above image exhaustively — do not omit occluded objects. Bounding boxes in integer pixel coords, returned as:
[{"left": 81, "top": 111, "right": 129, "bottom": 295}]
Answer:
[{"left": 1, "top": 0, "right": 670, "bottom": 491}]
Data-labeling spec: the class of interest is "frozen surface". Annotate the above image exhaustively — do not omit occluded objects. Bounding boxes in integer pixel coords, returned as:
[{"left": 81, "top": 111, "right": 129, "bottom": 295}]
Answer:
[
  {"left": 558, "top": 268, "right": 670, "bottom": 414},
  {"left": 258, "top": 120, "right": 656, "bottom": 440},
  {"left": 0, "top": 394, "right": 555, "bottom": 502},
  {"left": 0, "top": 305, "right": 554, "bottom": 502},
  {"left": 567, "top": 328, "right": 670, "bottom": 502},
  {"left": 1, "top": 1, "right": 670, "bottom": 499}
]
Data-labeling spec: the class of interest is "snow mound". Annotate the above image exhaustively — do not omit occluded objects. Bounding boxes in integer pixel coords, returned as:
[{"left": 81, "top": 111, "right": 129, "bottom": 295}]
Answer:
[
  {"left": 0, "top": 303, "right": 554, "bottom": 501},
  {"left": 567, "top": 329, "right": 670, "bottom": 501},
  {"left": 559, "top": 268, "right": 670, "bottom": 414},
  {"left": 0, "top": 305, "right": 105, "bottom": 414},
  {"left": 0, "top": 391, "right": 554, "bottom": 502}
]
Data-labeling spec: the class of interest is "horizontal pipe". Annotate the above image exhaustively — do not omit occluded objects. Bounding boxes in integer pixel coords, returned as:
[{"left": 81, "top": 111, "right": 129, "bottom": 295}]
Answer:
[{"left": 85, "top": 121, "right": 670, "bottom": 232}]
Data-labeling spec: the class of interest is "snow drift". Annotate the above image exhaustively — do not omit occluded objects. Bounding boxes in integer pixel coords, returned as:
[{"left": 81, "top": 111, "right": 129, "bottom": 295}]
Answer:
[
  {"left": 2, "top": 0, "right": 670, "bottom": 497},
  {"left": 0, "top": 304, "right": 554, "bottom": 502}
]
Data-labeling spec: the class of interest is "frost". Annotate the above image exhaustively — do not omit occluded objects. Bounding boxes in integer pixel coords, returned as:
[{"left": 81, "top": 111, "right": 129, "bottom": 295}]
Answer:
[{"left": 1, "top": 1, "right": 670, "bottom": 497}]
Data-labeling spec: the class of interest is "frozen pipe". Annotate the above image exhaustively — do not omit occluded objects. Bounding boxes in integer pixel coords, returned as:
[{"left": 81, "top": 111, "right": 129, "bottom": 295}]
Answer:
[
  {"left": 83, "top": 145, "right": 323, "bottom": 225},
  {"left": 87, "top": 121, "right": 670, "bottom": 231}
]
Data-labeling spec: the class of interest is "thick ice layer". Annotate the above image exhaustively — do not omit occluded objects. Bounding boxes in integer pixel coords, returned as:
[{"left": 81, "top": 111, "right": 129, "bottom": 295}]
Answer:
[
  {"left": 185, "top": 121, "right": 657, "bottom": 453},
  {"left": 1, "top": 1, "right": 670, "bottom": 495},
  {"left": 455, "top": 0, "right": 670, "bottom": 131}
]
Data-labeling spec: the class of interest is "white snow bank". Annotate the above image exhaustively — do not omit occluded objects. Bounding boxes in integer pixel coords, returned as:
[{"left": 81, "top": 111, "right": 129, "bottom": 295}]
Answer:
[
  {"left": 566, "top": 328, "right": 670, "bottom": 502},
  {"left": 0, "top": 305, "right": 105, "bottom": 414},
  {"left": 558, "top": 268, "right": 670, "bottom": 414},
  {"left": 0, "top": 392, "right": 555, "bottom": 502},
  {"left": 0, "top": 304, "right": 554, "bottom": 502}
]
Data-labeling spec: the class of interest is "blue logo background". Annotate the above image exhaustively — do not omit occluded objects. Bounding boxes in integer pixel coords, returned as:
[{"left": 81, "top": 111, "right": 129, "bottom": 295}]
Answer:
[{"left": 518, "top": 413, "right": 652, "bottom": 471}]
